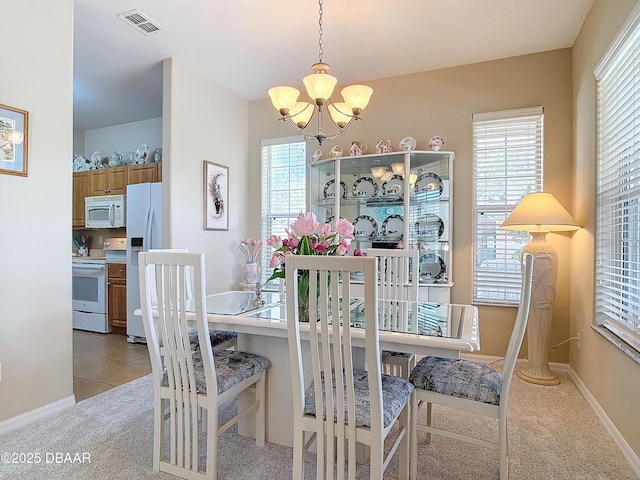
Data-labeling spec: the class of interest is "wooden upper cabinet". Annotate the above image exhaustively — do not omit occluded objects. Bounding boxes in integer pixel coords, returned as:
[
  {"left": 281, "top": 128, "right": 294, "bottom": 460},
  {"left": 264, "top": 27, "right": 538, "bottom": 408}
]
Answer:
[
  {"left": 128, "top": 163, "right": 159, "bottom": 185},
  {"left": 73, "top": 171, "right": 89, "bottom": 228},
  {"left": 87, "top": 167, "right": 127, "bottom": 196}
]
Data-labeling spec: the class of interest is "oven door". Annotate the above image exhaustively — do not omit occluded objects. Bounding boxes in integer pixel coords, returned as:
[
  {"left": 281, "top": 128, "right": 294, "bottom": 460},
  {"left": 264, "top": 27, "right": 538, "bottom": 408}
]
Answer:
[{"left": 72, "top": 262, "right": 107, "bottom": 313}]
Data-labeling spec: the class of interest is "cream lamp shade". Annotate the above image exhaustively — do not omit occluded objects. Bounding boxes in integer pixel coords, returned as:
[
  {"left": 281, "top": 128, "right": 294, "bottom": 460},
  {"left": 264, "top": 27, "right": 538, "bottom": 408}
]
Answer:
[{"left": 501, "top": 192, "right": 579, "bottom": 232}]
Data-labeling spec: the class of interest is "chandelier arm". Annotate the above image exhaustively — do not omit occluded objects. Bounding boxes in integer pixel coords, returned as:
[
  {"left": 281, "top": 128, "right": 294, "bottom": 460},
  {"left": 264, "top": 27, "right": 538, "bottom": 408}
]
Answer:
[{"left": 326, "top": 98, "right": 358, "bottom": 120}]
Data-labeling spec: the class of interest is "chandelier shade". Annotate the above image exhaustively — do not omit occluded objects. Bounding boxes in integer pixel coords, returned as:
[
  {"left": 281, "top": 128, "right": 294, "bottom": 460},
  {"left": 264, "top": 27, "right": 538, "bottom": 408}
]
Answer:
[
  {"left": 267, "top": 86, "right": 300, "bottom": 115},
  {"left": 267, "top": 0, "right": 373, "bottom": 145}
]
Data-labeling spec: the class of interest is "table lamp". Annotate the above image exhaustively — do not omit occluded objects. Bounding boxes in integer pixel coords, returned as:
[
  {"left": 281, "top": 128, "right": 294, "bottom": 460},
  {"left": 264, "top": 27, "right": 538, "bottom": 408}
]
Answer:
[{"left": 500, "top": 192, "right": 580, "bottom": 385}]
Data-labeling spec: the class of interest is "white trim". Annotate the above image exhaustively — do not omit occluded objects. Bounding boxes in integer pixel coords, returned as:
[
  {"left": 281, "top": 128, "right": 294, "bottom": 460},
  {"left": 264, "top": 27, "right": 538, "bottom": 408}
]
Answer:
[
  {"left": 566, "top": 366, "right": 640, "bottom": 477},
  {"left": 594, "top": 0, "right": 640, "bottom": 78},
  {"left": 260, "top": 135, "right": 303, "bottom": 147},
  {"left": 472, "top": 106, "right": 543, "bottom": 122},
  {"left": 0, "top": 395, "right": 76, "bottom": 436}
]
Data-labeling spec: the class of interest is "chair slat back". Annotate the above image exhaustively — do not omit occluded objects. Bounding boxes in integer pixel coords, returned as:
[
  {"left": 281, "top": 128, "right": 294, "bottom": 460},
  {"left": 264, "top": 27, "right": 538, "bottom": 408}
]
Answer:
[
  {"left": 286, "top": 255, "right": 381, "bottom": 475},
  {"left": 139, "top": 251, "right": 216, "bottom": 471},
  {"left": 367, "top": 248, "right": 419, "bottom": 332},
  {"left": 502, "top": 253, "right": 534, "bottom": 396}
]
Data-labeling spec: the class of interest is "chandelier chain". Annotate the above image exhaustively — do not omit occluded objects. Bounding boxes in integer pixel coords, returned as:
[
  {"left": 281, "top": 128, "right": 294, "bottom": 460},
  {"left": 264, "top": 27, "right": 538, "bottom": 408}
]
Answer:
[{"left": 318, "top": 0, "right": 324, "bottom": 64}]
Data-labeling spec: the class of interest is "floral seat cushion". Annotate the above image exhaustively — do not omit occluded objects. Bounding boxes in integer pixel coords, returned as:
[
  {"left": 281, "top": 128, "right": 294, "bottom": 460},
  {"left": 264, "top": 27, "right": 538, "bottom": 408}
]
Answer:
[
  {"left": 409, "top": 356, "right": 503, "bottom": 406},
  {"left": 162, "top": 349, "right": 269, "bottom": 395},
  {"left": 303, "top": 369, "right": 414, "bottom": 428},
  {"left": 188, "top": 328, "right": 237, "bottom": 350},
  {"left": 381, "top": 350, "right": 414, "bottom": 359}
]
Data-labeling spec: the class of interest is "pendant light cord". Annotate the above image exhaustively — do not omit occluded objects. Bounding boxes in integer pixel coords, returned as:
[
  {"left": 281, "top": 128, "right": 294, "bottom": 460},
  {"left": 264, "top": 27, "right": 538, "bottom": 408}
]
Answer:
[{"left": 318, "top": 0, "right": 324, "bottom": 64}]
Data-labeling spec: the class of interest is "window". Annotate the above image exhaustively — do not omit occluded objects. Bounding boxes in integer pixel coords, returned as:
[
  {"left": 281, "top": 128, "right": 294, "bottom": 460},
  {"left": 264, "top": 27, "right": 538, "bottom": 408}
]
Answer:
[
  {"left": 260, "top": 136, "right": 307, "bottom": 284},
  {"left": 472, "top": 107, "right": 543, "bottom": 304},
  {"left": 594, "top": 5, "right": 640, "bottom": 356}
]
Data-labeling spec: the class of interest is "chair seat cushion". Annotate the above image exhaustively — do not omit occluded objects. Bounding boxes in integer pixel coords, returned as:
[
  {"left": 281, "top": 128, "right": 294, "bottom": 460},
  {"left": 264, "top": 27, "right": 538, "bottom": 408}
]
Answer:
[
  {"left": 409, "top": 356, "right": 503, "bottom": 406},
  {"left": 303, "top": 369, "right": 414, "bottom": 428},
  {"left": 162, "top": 349, "right": 268, "bottom": 395},
  {"left": 188, "top": 328, "right": 237, "bottom": 349},
  {"left": 381, "top": 350, "right": 414, "bottom": 359}
]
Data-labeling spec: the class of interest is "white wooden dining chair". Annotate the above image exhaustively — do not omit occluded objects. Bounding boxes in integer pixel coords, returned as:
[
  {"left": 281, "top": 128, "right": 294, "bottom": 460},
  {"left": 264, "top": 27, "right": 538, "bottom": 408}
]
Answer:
[
  {"left": 286, "top": 255, "right": 414, "bottom": 480},
  {"left": 149, "top": 248, "right": 237, "bottom": 352},
  {"left": 367, "top": 248, "right": 420, "bottom": 379},
  {"left": 408, "top": 253, "right": 534, "bottom": 480},
  {"left": 139, "top": 251, "right": 269, "bottom": 479}
]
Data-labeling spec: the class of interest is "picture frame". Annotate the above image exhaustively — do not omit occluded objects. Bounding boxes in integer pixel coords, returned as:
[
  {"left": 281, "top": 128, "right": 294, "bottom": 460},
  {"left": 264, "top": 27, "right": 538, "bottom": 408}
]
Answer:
[
  {"left": 204, "top": 161, "right": 229, "bottom": 230},
  {"left": 0, "top": 103, "right": 29, "bottom": 177}
]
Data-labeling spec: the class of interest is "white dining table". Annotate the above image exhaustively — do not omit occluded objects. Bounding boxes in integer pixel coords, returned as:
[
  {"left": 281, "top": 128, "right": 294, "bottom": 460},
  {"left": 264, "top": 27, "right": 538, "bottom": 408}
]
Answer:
[{"left": 135, "top": 290, "right": 479, "bottom": 447}]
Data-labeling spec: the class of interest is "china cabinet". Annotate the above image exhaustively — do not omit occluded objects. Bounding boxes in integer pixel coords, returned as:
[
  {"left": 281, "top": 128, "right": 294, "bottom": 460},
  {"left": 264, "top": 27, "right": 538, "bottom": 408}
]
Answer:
[{"left": 309, "top": 150, "right": 454, "bottom": 302}]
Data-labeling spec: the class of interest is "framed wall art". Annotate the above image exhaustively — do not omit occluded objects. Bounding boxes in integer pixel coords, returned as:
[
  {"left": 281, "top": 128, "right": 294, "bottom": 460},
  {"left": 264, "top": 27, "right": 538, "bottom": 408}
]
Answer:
[
  {"left": 0, "top": 103, "right": 29, "bottom": 177},
  {"left": 204, "top": 161, "right": 229, "bottom": 230}
]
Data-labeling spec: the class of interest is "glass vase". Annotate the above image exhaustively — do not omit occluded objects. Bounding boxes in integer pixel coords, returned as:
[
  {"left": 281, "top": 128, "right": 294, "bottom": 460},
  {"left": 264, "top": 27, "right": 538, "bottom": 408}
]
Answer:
[{"left": 243, "top": 261, "right": 258, "bottom": 284}]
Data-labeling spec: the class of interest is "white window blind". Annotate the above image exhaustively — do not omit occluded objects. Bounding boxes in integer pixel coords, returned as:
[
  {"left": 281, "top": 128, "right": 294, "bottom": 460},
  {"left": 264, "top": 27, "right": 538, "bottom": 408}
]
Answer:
[
  {"left": 594, "top": 5, "right": 640, "bottom": 355},
  {"left": 472, "top": 107, "right": 543, "bottom": 304},
  {"left": 260, "top": 136, "right": 307, "bottom": 284}
]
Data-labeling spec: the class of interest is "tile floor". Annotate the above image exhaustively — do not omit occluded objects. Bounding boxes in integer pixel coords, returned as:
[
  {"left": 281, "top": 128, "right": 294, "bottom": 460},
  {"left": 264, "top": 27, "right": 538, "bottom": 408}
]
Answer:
[{"left": 73, "top": 330, "right": 152, "bottom": 402}]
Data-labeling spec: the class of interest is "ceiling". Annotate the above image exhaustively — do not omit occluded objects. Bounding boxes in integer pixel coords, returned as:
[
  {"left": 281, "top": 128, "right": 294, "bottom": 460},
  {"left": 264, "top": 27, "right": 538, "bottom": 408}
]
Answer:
[{"left": 73, "top": 0, "right": 593, "bottom": 132}]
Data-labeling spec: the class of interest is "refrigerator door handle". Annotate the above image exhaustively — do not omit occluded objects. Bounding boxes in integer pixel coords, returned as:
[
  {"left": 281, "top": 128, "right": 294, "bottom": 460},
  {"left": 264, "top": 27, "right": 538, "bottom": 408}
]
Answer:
[{"left": 144, "top": 207, "right": 154, "bottom": 252}]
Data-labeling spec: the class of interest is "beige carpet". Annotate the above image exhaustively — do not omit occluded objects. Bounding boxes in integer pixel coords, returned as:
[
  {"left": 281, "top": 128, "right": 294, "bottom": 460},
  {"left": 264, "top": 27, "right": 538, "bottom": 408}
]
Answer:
[{"left": 0, "top": 367, "right": 637, "bottom": 479}]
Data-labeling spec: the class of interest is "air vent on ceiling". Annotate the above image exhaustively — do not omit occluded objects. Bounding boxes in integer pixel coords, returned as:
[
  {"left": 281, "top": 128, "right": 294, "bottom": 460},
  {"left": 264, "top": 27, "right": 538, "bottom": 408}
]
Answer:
[{"left": 117, "top": 9, "right": 165, "bottom": 36}]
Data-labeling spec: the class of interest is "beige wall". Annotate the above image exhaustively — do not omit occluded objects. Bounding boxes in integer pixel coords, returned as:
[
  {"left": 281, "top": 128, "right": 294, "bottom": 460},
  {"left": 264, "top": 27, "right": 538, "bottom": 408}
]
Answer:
[
  {"left": 572, "top": 0, "right": 640, "bottom": 457},
  {"left": 249, "top": 49, "right": 574, "bottom": 362},
  {"left": 163, "top": 58, "right": 250, "bottom": 292},
  {"left": 0, "top": 0, "right": 74, "bottom": 420}
]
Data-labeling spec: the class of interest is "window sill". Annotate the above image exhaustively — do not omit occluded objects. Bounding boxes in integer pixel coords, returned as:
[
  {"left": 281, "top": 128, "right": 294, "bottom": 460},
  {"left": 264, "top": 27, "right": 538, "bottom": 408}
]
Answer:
[{"left": 592, "top": 325, "right": 640, "bottom": 366}]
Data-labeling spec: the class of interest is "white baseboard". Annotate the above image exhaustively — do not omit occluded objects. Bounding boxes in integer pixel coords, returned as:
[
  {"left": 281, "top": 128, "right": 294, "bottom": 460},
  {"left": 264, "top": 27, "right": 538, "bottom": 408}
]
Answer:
[
  {"left": 566, "top": 365, "right": 640, "bottom": 477},
  {"left": 461, "top": 354, "right": 640, "bottom": 476},
  {"left": 0, "top": 395, "right": 76, "bottom": 436}
]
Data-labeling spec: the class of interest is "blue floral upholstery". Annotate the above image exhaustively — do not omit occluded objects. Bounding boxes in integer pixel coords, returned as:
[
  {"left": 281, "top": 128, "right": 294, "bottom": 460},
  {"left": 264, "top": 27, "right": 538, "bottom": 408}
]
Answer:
[
  {"left": 162, "top": 349, "right": 269, "bottom": 395},
  {"left": 188, "top": 328, "right": 237, "bottom": 350},
  {"left": 303, "top": 369, "right": 414, "bottom": 428},
  {"left": 381, "top": 350, "right": 413, "bottom": 359},
  {"left": 409, "top": 356, "right": 503, "bottom": 406}
]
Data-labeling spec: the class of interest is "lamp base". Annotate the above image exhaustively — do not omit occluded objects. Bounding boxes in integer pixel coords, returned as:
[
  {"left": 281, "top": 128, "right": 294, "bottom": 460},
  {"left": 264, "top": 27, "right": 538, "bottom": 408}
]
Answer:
[
  {"left": 517, "top": 364, "right": 560, "bottom": 385},
  {"left": 519, "top": 232, "right": 561, "bottom": 386}
]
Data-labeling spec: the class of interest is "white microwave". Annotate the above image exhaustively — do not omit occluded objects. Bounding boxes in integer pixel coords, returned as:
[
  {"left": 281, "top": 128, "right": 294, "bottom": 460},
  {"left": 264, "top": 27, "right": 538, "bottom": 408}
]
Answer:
[{"left": 85, "top": 194, "right": 126, "bottom": 228}]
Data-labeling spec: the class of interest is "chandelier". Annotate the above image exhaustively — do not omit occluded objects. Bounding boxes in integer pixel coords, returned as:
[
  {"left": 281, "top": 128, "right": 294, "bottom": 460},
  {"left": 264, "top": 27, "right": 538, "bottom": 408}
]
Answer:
[{"left": 267, "top": 0, "right": 373, "bottom": 145}]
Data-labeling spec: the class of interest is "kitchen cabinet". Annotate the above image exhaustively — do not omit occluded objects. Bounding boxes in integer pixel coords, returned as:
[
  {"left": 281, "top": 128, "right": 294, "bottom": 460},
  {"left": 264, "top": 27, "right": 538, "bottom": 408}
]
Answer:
[
  {"left": 128, "top": 162, "right": 161, "bottom": 184},
  {"left": 72, "top": 171, "right": 88, "bottom": 228},
  {"left": 107, "top": 263, "right": 127, "bottom": 332},
  {"left": 88, "top": 166, "right": 127, "bottom": 196},
  {"left": 310, "top": 150, "right": 454, "bottom": 302}
]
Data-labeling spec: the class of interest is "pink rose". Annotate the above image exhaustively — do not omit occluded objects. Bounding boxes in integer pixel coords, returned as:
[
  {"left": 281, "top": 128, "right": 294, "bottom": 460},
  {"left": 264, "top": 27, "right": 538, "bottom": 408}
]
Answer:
[
  {"left": 291, "top": 212, "right": 319, "bottom": 237},
  {"left": 335, "top": 218, "right": 354, "bottom": 239}
]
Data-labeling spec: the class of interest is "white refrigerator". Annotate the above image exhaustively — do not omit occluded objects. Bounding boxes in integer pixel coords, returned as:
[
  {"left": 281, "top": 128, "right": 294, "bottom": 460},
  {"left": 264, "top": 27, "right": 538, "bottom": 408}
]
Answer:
[{"left": 126, "top": 182, "right": 163, "bottom": 343}]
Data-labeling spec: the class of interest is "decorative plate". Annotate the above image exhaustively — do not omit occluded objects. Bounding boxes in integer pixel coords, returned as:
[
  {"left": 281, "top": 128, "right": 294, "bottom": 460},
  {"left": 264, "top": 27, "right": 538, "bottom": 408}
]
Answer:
[
  {"left": 415, "top": 214, "right": 444, "bottom": 240},
  {"left": 415, "top": 172, "right": 444, "bottom": 196},
  {"left": 419, "top": 254, "right": 446, "bottom": 281},
  {"left": 382, "top": 174, "right": 404, "bottom": 196},
  {"left": 323, "top": 179, "right": 347, "bottom": 199},
  {"left": 353, "top": 176, "right": 378, "bottom": 198},
  {"left": 353, "top": 215, "right": 377, "bottom": 239},
  {"left": 381, "top": 214, "right": 404, "bottom": 239},
  {"left": 399, "top": 136, "right": 417, "bottom": 151},
  {"left": 429, "top": 136, "right": 445, "bottom": 151}
]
